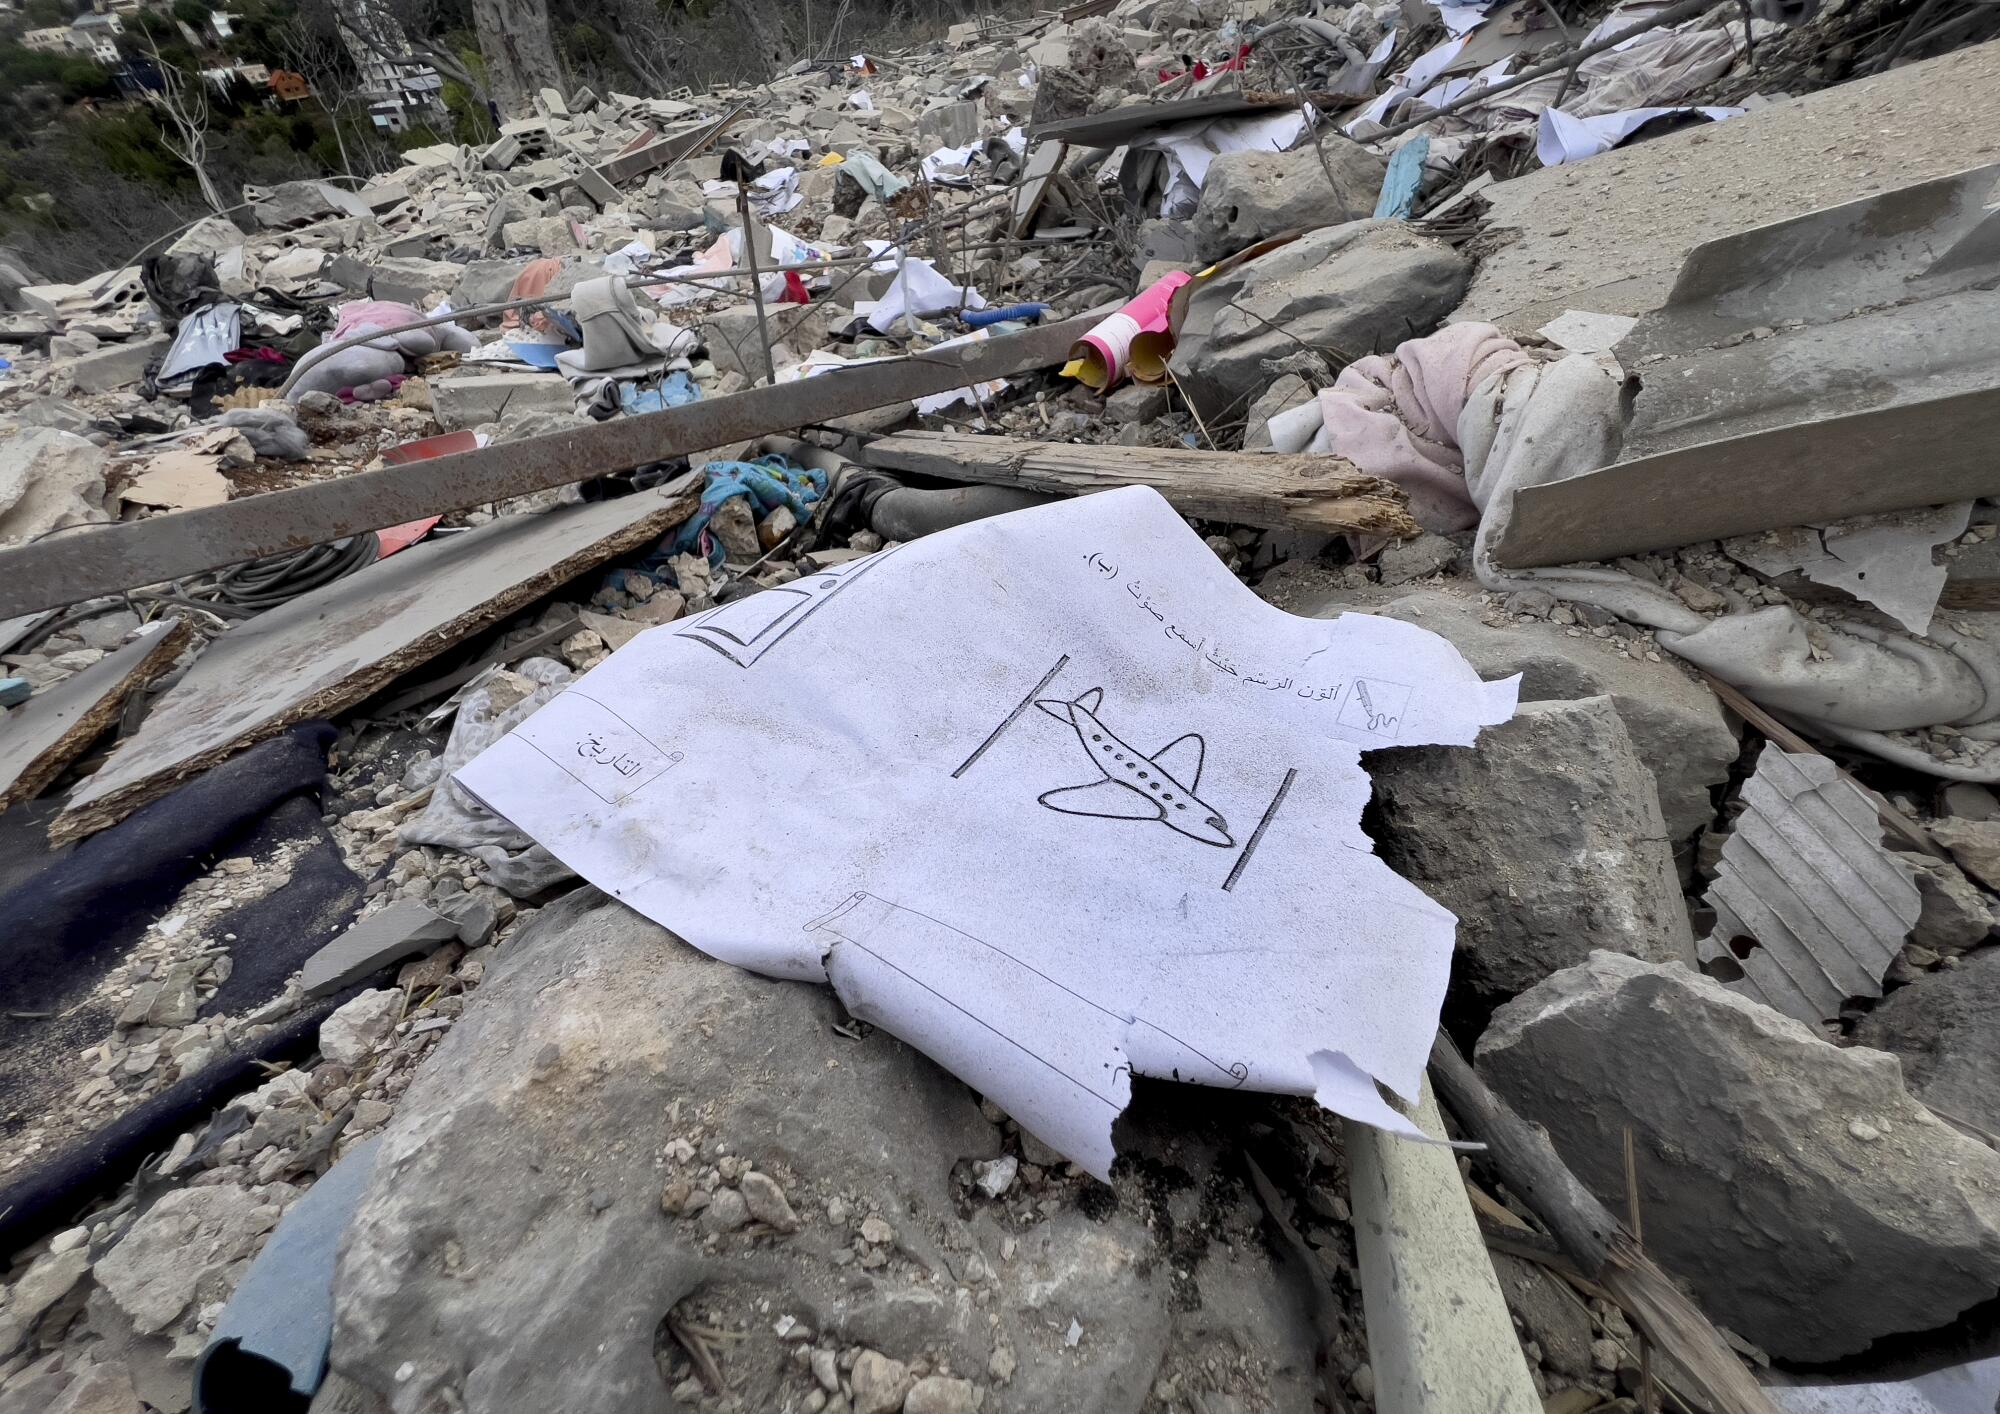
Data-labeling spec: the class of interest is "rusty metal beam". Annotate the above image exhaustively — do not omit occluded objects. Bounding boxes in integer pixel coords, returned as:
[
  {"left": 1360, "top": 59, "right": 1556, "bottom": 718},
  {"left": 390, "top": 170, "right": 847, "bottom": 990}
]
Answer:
[{"left": 0, "top": 311, "right": 1099, "bottom": 619}]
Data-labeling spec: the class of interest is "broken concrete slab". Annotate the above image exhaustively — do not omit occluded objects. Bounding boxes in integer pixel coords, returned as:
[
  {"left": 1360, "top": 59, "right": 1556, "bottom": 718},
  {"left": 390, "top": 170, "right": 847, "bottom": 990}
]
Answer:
[
  {"left": 56, "top": 337, "right": 166, "bottom": 395},
  {"left": 1853, "top": 949, "right": 2000, "bottom": 1137},
  {"left": 1168, "top": 221, "right": 1468, "bottom": 425},
  {"left": 350, "top": 256, "right": 468, "bottom": 308},
  {"left": 917, "top": 99, "right": 981, "bottom": 147},
  {"left": 1695, "top": 747, "right": 1922, "bottom": 1024},
  {"left": 0, "top": 428, "right": 109, "bottom": 548},
  {"left": 50, "top": 482, "right": 698, "bottom": 844},
  {"left": 0, "top": 618, "right": 190, "bottom": 815},
  {"left": 1330, "top": 586, "right": 1736, "bottom": 844},
  {"left": 332, "top": 887, "right": 1323, "bottom": 1414},
  {"left": 300, "top": 901, "right": 461, "bottom": 998},
  {"left": 1456, "top": 42, "right": 2000, "bottom": 334},
  {"left": 1188, "top": 142, "right": 1386, "bottom": 263},
  {"left": 1371, "top": 696, "right": 1694, "bottom": 1006},
  {"left": 431, "top": 374, "right": 576, "bottom": 431},
  {"left": 1477, "top": 950, "right": 2000, "bottom": 1362}
]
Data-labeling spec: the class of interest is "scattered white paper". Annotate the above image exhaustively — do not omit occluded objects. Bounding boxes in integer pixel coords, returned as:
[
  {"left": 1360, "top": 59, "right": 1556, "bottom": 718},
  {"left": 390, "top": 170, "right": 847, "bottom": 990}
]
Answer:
[
  {"left": 1536, "top": 308, "right": 1639, "bottom": 354},
  {"left": 861, "top": 249, "right": 985, "bottom": 332},
  {"left": 459, "top": 489, "right": 1518, "bottom": 1177},
  {"left": 1536, "top": 104, "right": 1743, "bottom": 165}
]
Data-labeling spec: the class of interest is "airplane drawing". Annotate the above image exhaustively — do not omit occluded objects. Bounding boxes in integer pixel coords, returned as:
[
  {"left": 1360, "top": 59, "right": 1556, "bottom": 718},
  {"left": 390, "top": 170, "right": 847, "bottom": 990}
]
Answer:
[{"left": 1033, "top": 687, "right": 1233, "bottom": 847}]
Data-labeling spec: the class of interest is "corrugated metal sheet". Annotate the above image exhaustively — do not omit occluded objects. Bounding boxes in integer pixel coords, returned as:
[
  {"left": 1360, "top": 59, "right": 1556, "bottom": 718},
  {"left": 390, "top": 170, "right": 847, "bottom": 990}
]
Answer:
[{"left": 1697, "top": 748, "right": 1921, "bottom": 1023}]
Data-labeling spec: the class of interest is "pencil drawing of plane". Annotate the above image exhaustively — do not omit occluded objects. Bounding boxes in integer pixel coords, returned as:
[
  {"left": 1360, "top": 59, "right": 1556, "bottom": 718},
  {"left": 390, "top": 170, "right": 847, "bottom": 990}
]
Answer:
[{"left": 1033, "top": 687, "right": 1233, "bottom": 846}]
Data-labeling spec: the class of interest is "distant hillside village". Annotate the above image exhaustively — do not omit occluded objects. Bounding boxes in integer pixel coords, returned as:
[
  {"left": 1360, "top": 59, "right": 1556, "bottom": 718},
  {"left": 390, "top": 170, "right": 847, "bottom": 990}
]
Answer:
[{"left": 4, "top": 0, "right": 446, "bottom": 131}]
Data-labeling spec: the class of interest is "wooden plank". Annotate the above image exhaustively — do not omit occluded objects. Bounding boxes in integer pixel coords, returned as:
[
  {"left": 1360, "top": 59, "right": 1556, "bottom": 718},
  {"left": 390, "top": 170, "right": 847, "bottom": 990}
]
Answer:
[
  {"left": 862, "top": 431, "right": 1419, "bottom": 537},
  {"left": 0, "top": 310, "right": 1103, "bottom": 620},
  {"left": 1699, "top": 671, "right": 1946, "bottom": 861},
  {"left": 0, "top": 618, "right": 192, "bottom": 815},
  {"left": 51, "top": 481, "right": 698, "bottom": 846},
  {"left": 1487, "top": 386, "right": 2000, "bottom": 570}
]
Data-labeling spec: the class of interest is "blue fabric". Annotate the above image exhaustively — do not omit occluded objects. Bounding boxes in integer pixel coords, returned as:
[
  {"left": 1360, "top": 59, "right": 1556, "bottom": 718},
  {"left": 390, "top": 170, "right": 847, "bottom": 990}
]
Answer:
[
  {"left": 668, "top": 455, "right": 829, "bottom": 571},
  {"left": 1374, "top": 137, "right": 1429, "bottom": 219},
  {"left": 619, "top": 371, "right": 700, "bottom": 415}
]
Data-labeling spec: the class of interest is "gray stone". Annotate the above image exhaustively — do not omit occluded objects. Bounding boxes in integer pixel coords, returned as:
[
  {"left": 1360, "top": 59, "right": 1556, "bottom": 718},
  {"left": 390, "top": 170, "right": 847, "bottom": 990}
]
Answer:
[
  {"left": 44, "top": 1362, "right": 143, "bottom": 1414},
  {"left": 1854, "top": 948, "right": 2000, "bottom": 1135},
  {"left": 701, "top": 1186, "right": 750, "bottom": 1231},
  {"left": 1900, "top": 854, "right": 1999, "bottom": 954},
  {"left": 250, "top": 180, "right": 344, "bottom": 229},
  {"left": 1240, "top": 374, "right": 1314, "bottom": 451},
  {"left": 1372, "top": 697, "right": 1694, "bottom": 1003},
  {"left": 1341, "top": 586, "right": 1736, "bottom": 843},
  {"left": 15, "top": 397, "right": 93, "bottom": 434},
  {"left": 738, "top": 1171, "right": 799, "bottom": 1232},
  {"left": 1477, "top": 951, "right": 2000, "bottom": 1361},
  {"left": 1104, "top": 383, "right": 1167, "bottom": 424},
  {"left": 95, "top": 1186, "right": 280, "bottom": 1335},
  {"left": 1492, "top": 1254, "right": 1593, "bottom": 1379},
  {"left": 332, "top": 889, "right": 1322, "bottom": 1414},
  {"left": 917, "top": 100, "right": 981, "bottom": 148},
  {"left": 449, "top": 259, "right": 535, "bottom": 316},
  {"left": 1168, "top": 221, "right": 1467, "bottom": 424},
  {"left": 1943, "top": 783, "right": 1998, "bottom": 820},
  {"left": 905, "top": 1374, "right": 983, "bottom": 1414},
  {"left": 702, "top": 304, "right": 786, "bottom": 381},
  {"left": 301, "top": 900, "right": 460, "bottom": 998},
  {"left": 353, "top": 256, "right": 467, "bottom": 307},
  {"left": 1377, "top": 533, "right": 1462, "bottom": 585},
  {"left": 318, "top": 988, "right": 402, "bottom": 1066},
  {"left": 0, "top": 1248, "right": 89, "bottom": 1357},
  {"left": 1189, "top": 143, "right": 1386, "bottom": 263},
  {"left": 437, "top": 889, "right": 509, "bottom": 947},
  {"left": 1931, "top": 819, "right": 2000, "bottom": 893},
  {"left": 57, "top": 338, "right": 168, "bottom": 395},
  {"left": 851, "top": 1351, "right": 913, "bottom": 1414},
  {"left": 431, "top": 374, "right": 574, "bottom": 432},
  {"left": 0, "top": 429, "right": 108, "bottom": 547}
]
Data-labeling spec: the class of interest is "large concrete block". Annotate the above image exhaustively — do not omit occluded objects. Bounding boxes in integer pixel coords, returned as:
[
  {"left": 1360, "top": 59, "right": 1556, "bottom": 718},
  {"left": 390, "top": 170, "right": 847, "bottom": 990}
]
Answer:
[
  {"left": 431, "top": 374, "right": 573, "bottom": 431},
  {"left": 1189, "top": 142, "right": 1386, "bottom": 263},
  {"left": 1371, "top": 696, "right": 1694, "bottom": 1006},
  {"left": 1168, "top": 220, "right": 1467, "bottom": 424},
  {"left": 1362, "top": 587, "right": 1736, "bottom": 844},
  {"left": 57, "top": 337, "right": 167, "bottom": 395},
  {"left": 1478, "top": 951, "right": 2000, "bottom": 1361}
]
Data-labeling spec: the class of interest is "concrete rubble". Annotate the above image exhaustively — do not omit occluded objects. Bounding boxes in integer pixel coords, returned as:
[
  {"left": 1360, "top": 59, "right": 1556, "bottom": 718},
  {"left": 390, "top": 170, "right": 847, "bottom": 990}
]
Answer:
[{"left": 1, "top": 2, "right": 1999, "bottom": 1412}]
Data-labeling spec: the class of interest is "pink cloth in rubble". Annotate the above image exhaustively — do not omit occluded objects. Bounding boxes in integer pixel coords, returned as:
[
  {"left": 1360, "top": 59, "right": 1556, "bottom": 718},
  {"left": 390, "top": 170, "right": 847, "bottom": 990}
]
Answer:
[{"left": 1315, "top": 322, "right": 1531, "bottom": 533}]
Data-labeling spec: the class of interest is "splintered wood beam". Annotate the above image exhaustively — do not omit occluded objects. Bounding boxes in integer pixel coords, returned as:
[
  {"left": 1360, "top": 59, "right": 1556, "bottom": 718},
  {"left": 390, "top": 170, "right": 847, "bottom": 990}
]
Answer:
[{"left": 861, "top": 431, "right": 1420, "bottom": 538}]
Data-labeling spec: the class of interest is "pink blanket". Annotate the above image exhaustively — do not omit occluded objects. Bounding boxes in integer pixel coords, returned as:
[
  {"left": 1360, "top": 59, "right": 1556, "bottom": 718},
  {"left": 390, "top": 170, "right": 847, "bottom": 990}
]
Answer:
[{"left": 1315, "top": 322, "right": 1531, "bottom": 532}]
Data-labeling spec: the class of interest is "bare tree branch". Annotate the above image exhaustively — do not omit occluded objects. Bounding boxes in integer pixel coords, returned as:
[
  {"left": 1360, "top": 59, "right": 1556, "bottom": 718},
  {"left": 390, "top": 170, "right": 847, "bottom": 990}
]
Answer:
[{"left": 142, "top": 31, "right": 224, "bottom": 213}]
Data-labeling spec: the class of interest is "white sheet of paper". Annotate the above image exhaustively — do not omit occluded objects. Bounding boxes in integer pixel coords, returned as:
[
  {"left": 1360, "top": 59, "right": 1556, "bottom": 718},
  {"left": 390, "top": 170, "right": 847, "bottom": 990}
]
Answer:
[
  {"left": 1536, "top": 104, "right": 1743, "bottom": 164},
  {"left": 458, "top": 489, "right": 1518, "bottom": 1176}
]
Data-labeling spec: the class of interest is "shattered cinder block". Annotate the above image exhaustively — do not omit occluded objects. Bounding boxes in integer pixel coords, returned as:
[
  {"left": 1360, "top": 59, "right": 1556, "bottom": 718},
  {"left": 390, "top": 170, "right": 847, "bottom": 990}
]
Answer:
[
  {"left": 1370, "top": 696, "right": 1693, "bottom": 1005},
  {"left": 431, "top": 374, "right": 575, "bottom": 431},
  {"left": 1478, "top": 950, "right": 2000, "bottom": 1361}
]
